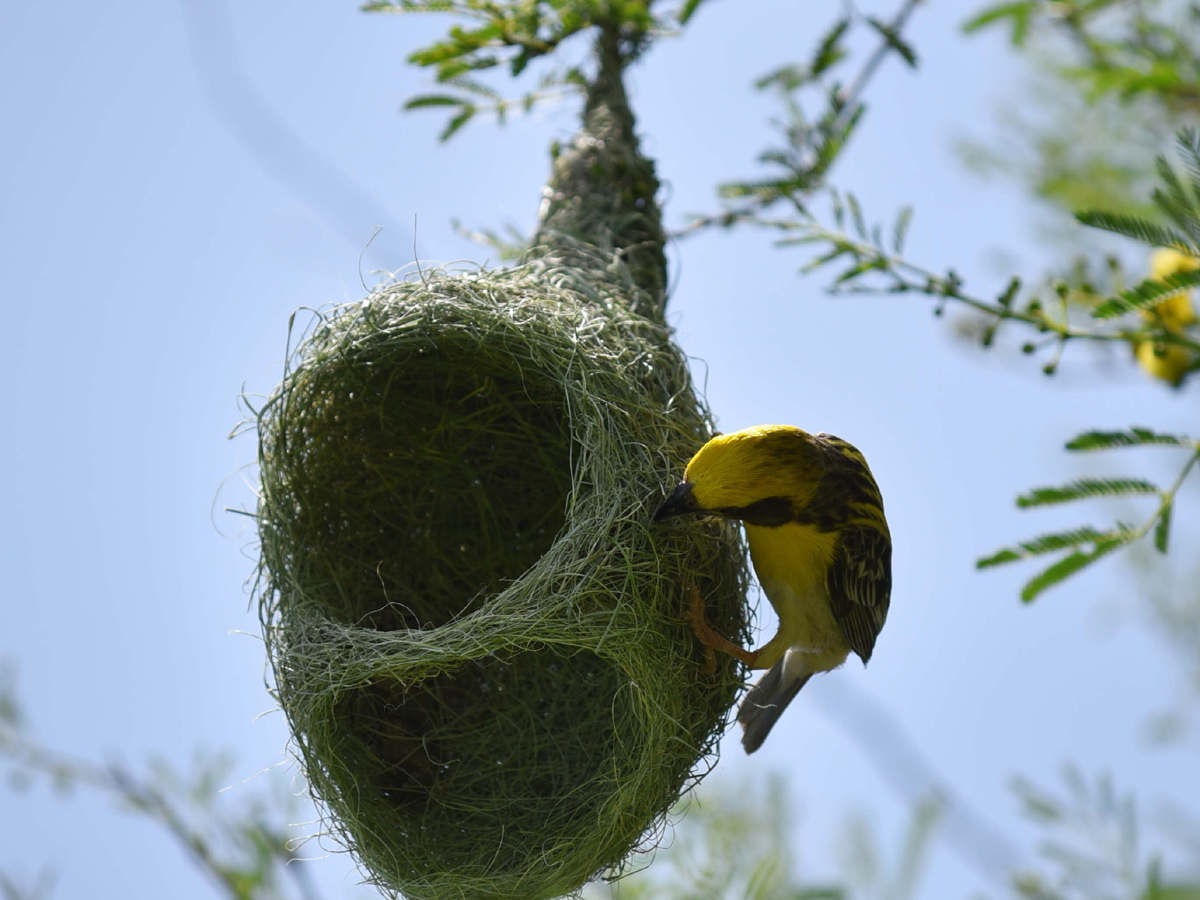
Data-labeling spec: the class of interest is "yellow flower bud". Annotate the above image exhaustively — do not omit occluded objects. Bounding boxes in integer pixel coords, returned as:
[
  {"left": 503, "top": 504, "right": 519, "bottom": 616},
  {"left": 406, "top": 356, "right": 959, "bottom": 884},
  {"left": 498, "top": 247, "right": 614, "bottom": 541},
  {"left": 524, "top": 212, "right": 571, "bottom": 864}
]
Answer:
[
  {"left": 1135, "top": 339, "right": 1192, "bottom": 386},
  {"left": 1145, "top": 248, "right": 1199, "bottom": 329},
  {"left": 1149, "top": 248, "right": 1200, "bottom": 280}
]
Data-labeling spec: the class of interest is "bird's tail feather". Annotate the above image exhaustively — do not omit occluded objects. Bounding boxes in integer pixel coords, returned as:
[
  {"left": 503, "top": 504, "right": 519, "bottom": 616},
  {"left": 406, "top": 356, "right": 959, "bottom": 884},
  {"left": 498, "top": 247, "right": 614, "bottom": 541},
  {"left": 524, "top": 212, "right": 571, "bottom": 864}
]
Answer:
[{"left": 737, "top": 658, "right": 812, "bottom": 754}]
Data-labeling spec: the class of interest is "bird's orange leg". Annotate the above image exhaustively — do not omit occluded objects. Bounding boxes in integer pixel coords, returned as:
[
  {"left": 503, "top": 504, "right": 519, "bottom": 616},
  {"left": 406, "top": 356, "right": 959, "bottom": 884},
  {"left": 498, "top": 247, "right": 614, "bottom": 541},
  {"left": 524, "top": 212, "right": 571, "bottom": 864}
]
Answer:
[{"left": 687, "top": 585, "right": 761, "bottom": 669}]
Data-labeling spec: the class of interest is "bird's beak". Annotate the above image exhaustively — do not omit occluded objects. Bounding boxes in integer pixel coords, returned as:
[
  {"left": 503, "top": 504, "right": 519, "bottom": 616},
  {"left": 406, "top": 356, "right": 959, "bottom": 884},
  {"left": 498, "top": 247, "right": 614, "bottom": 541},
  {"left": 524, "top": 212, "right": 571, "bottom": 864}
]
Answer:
[{"left": 654, "top": 481, "right": 700, "bottom": 522}]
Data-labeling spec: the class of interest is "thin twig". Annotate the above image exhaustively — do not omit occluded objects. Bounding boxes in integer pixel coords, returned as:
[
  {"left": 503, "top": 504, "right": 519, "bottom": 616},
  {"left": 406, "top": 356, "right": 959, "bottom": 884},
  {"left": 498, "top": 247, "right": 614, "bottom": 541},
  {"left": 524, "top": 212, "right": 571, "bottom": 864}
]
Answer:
[
  {"left": 830, "top": 0, "right": 923, "bottom": 135},
  {"left": 785, "top": 219, "right": 1200, "bottom": 354}
]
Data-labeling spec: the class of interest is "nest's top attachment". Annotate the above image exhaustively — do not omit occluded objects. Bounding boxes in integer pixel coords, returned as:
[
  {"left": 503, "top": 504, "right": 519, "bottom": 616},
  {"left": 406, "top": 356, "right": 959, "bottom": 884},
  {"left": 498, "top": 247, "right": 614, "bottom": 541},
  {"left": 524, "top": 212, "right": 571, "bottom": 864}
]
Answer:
[
  {"left": 255, "top": 259, "right": 749, "bottom": 900},
  {"left": 530, "top": 27, "right": 668, "bottom": 321}
]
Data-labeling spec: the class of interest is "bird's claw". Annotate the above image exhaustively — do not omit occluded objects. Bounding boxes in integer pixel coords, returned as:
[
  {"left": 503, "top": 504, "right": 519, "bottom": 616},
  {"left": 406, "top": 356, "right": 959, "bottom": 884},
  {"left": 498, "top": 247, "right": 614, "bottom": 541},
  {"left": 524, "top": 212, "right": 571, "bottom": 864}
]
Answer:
[{"left": 686, "top": 585, "right": 759, "bottom": 669}]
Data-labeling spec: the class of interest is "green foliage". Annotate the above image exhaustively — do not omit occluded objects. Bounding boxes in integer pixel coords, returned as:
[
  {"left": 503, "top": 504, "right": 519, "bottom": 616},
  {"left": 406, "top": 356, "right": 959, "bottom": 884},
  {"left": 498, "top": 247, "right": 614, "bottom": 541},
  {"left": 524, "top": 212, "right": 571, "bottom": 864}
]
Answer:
[
  {"left": 956, "top": 90, "right": 1165, "bottom": 227},
  {"left": 784, "top": 131, "right": 1200, "bottom": 362},
  {"left": 1014, "top": 537, "right": 1131, "bottom": 604},
  {"left": 767, "top": 190, "right": 917, "bottom": 279},
  {"left": 865, "top": 15, "right": 918, "bottom": 69},
  {"left": 966, "top": 1, "right": 1200, "bottom": 110},
  {"left": 585, "top": 767, "right": 1200, "bottom": 900},
  {"left": 375, "top": 0, "right": 709, "bottom": 138},
  {"left": 676, "top": 1, "right": 920, "bottom": 236},
  {"left": 1016, "top": 478, "right": 1161, "bottom": 508},
  {"left": 977, "top": 524, "right": 1138, "bottom": 604},
  {"left": 836, "top": 797, "right": 942, "bottom": 900},
  {"left": 0, "top": 665, "right": 21, "bottom": 733},
  {"left": 1075, "top": 130, "right": 1200, "bottom": 262},
  {"left": 959, "top": 1, "right": 1200, "bottom": 230},
  {"left": 1011, "top": 767, "right": 1200, "bottom": 900},
  {"left": 1092, "top": 269, "right": 1200, "bottom": 318},
  {"left": 0, "top": 678, "right": 315, "bottom": 900},
  {"left": 1066, "top": 427, "right": 1197, "bottom": 451},
  {"left": 962, "top": 2, "right": 1036, "bottom": 45},
  {"left": 0, "top": 870, "right": 55, "bottom": 900},
  {"left": 584, "top": 776, "right": 939, "bottom": 900},
  {"left": 1074, "top": 210, "right": 1194, "bottom": 256},
  {"left": 585, "top": 775, "right": 808, "bottom": 900},
  {"left": 715, "top": 13, "right": 865, "bottom": 210},
  {"left": 451, "top": 217, "right": 530, "bottom": 261},
  {"left": 978, "top": 428, "right": 1200, "bottom": 602}
]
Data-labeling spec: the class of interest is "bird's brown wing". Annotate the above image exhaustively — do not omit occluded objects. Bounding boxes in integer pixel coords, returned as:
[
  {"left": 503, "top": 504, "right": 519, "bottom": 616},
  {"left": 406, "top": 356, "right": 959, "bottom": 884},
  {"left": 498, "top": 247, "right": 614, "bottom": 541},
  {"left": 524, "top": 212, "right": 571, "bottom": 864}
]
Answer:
[{"left": 827, "top": 524, "right": 892, "bottom": 663}]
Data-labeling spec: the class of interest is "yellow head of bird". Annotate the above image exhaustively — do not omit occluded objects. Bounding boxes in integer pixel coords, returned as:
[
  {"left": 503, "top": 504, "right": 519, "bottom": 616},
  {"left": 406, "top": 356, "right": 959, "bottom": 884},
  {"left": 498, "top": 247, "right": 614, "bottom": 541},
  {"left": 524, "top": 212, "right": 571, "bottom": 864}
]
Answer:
[{"left": 654, "top": 425, "right": 823, "bottom": 523}]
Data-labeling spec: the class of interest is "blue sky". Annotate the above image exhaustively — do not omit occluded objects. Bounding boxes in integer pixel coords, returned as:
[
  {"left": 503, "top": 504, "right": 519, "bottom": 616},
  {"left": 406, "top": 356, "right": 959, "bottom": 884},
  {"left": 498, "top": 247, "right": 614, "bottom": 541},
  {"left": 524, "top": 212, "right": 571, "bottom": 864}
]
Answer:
[{"left": 2, "top": 1, "right": 1198, "bottom": 897}]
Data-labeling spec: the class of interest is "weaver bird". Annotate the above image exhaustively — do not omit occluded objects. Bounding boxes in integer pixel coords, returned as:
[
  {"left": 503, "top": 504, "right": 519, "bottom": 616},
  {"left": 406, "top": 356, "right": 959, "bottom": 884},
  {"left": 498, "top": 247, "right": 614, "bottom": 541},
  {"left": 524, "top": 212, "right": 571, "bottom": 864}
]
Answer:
[
  {"left": 654, "top": 425, "right": 892, "bottom": 754},
  {"left": 1136, "top": 249, "right": 1198, "bottom": 387}
]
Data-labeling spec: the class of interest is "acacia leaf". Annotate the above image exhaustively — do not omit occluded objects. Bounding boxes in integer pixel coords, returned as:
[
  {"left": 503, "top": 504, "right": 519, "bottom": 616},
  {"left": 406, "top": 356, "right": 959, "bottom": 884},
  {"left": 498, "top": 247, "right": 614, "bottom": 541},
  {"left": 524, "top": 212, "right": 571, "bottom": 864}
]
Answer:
[
  {"left": 1065, "top": 428, "right": 1193, "bottom": 451},
  {"left": 1020, "top": 538, "right": 1129, "bottom": 603},
  {"left": 1092, "top": 270, "right": 1200, "bottom": 319},
  {"left": 1016, "top": 478, "right": 1160, "bottom": 508}
]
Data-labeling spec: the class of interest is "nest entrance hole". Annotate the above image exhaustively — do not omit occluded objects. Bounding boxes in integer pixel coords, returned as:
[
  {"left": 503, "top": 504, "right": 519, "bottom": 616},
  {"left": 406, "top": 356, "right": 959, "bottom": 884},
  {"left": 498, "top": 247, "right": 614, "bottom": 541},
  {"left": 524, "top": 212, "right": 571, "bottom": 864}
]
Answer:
[{"left": 288, "top": 343, "right": 575, "bottom": 631}]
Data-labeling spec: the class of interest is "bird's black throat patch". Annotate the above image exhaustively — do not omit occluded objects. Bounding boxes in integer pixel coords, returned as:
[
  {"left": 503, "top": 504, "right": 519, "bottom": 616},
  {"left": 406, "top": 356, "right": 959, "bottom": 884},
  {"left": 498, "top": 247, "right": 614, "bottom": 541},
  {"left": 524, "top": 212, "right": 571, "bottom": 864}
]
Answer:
[{"left": 719, "top": 495, "right": 794, "bottom": 527}]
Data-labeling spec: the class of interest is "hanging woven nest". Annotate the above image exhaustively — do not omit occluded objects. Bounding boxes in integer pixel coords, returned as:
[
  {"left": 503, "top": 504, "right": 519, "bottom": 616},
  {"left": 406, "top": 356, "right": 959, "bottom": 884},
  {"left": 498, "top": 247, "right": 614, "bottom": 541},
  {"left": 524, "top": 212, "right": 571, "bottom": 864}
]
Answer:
[{"left": 253, "top": 30, "right": 751, "bottom": 900}]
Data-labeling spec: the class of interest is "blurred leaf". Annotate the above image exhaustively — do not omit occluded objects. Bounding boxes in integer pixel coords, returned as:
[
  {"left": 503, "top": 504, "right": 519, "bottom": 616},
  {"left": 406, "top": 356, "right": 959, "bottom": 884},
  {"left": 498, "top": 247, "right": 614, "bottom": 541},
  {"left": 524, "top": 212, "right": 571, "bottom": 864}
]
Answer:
[
  {"left": 1065, "top": 427, "right": 1194, "bottom": 451},
  {"left": 1145, "top": 710, "right": 1187, "bottom": 745},
  {"left": 1021, "top": 535, "right": 1130, "bottom": 602},
  {"left": 1014, "top": 776, "right": 1064, "bottom": 823},
  {"left": 997, "top": 275, "right": 1022, "bottom": 307},
  {"left": 755, "top": 64, "right": 813, "bottom": 92},
  {"left": 891, "top": 796, "right": 943, "bottom": 900},
  {"left": 1016, "top": 477, "right": 1160, "bottom": 508},
  {"left": 404, "top": 94, "right": 465, "bottom": 109},
  {"left": 977, "top": 525, "right": 1129, "bottom": 568},
  {"left": 0, "top": 667, "right": 21, "bottom": 731},
  {"left": 812, "top": 18, "right": 851, "bottom": 77},
  {"left": 362, "top": 1, "right": 456, "bottom": 10},
  {"left": 586, "top": 774, "right": 867, "bottom": 900},
  {"left": 897, "top": 206, "right": 912, "bottom": 252},
  {"left": 1145, "top": 885, "right": 1200, "bottom": 899},
  {"left": 1075, "top": 210, "right": 1195, "bottom": 253},
  {"left": 1092, "top": 269, "right": 1200, "bottom": 318},
  {"left": 1014, "top": 768, "right": 1185, "bottom": 899},
  {"left": 866, "top": 16, "right": 917, "bottom": 68},
  {"left": 439, "top": 104, "right": 476, "bottom": 141},
  {"left": 1154, "top": 502, "right": 1172, "bottom": 553},
  {"left": 962, "top": 2, "right": 1036, "bottom": 45},
  {"left": 1175, "top": 127, "right": 1200, "bottom": 189},
  {"left": 0, "top": 869, "right": 56, "bottom": 900},
  {"left": 847, "top": 193, "right": 867, "bottom": 239},
  {"left": 452, "top": 218, "right": 530, "bottom": 261},
  {"left": 834, "top": 258, "right": 887, "bottom": 284},
  {"left": 1154, "top": 155, "right": 1199, "bottom": 229},
  {"left": 678, "top": 0, "right": 705, "bottom": 25}
]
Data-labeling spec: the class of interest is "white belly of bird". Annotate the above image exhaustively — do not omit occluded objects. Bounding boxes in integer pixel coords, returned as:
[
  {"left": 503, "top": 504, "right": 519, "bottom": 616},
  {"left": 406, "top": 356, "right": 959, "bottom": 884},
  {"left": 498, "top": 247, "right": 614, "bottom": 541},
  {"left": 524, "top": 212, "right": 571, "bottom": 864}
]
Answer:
[{"left": 754, "top": 575, "right": 850, "bottom": 673}]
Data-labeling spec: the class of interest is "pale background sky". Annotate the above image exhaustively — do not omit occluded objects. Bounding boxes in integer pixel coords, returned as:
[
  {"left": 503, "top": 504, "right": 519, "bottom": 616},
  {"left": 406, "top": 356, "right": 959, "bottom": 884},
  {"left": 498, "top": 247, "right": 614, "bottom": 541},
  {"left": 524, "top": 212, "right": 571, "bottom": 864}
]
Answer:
[{"left": 2, "top": 1, "right": 1198, "bottom": 898}]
